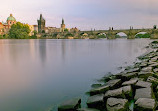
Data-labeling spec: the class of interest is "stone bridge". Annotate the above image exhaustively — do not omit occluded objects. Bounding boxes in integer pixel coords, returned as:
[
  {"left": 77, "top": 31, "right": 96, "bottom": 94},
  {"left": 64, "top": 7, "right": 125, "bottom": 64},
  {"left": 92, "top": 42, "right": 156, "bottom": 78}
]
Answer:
[
  {"left": 80, "top": 28, "right": 158, "bottom": 39},
  {"left": 53, "top": 28, "right": 158, "bottom": 39}
]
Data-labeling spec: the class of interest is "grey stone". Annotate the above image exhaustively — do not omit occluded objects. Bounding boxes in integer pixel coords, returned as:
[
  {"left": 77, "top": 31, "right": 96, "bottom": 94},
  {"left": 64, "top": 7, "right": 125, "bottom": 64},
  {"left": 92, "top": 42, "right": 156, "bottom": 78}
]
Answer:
[
  {"left": 122, "top": 85, "right": 133, "bottom": 99},
  {"left": 153, "top": 68, "right": 158, "bottom": 73},
  {"left": 77, "top": 108, "right": 100, "bottom": 111},
  {"left": 87, "top": 94, "right": 104, "bottom": 108},
  {"left": 89, "top": 85, "right": 109, "bottom": 96},
  {"left": 135, "top": 80, "right": 152, "bottom": 88},
  {"left": 148, "top": 62, "right": 157, "bottom": 65},
  {"left": 140, "top": 63, "right": 148, "bottom": 68},
  {"left": 125, "top": 68, "right": 140, "bottom": 73},
  {"left": 149, "top": 63, "right": 158, "bottom": 68},
  {"left": 115, "top": 72, "right": 126, "bottom": 79},
  {"left": 122, "top": 72, "right": 138, "bottom": 80},
  {"left": 106, "top": 79, "right": 122, "bottom": 89},
  {"left": 122, "top": 78, "right": 138, "bottom": 86},
  {"left": 134, "top": 88, "right": 153, "bottom": 100},
  {"left": 91, "top": 84, "right": 102, "bottom": 88},
  {"left": 58, "top": 98, "right": 81, "bottom": 111},
  {"left": 106, "top": 97, "right": 129, "bottom": 111},
  {"left": 138, "top": 72, "right": 154, "bottom": 80},
  {"left": 141, "top": 67, "right": 153, "bottom": 72},
  {"left": 147, "top": 76, "right": 158, "bottom": 86},
  {"left": 135, "top": 98, "right": 156, "bottom": 111},
  {"left": 104, "top": 88, "right": 125, "bottom": 98}
]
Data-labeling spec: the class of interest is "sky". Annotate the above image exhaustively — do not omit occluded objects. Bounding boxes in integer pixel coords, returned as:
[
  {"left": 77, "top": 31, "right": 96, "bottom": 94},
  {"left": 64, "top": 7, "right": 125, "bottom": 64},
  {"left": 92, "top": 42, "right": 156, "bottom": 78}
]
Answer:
[{"left": 0, "top": 0, "right": 158, "bottom": 30}]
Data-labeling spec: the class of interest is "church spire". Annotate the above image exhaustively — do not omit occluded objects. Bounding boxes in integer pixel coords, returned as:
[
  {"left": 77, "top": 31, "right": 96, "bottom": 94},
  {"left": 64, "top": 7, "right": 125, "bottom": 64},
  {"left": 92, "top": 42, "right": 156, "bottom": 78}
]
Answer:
[{"left": 62, "top": 18, "right": 64, "bottom": 24}]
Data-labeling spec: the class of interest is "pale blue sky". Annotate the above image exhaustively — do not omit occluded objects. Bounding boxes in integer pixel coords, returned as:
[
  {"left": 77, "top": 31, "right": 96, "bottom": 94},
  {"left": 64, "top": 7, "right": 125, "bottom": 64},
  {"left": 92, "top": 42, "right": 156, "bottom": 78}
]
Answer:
[{"left": 0, "top": 0, "right": 158, "bottom": 30}]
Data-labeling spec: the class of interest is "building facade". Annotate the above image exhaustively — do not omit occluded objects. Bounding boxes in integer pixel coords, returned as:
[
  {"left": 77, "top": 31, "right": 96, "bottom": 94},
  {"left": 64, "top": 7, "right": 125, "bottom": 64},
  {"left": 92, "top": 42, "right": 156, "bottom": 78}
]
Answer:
[
  {"left": 37, "top": 14, "right": 45, "bottom": 33},
  {"left": 60, "top": 18, "right": 65, "bottom": 32},
  {"left": 0, "top": 14, "right": 17, "bottom": 35}
]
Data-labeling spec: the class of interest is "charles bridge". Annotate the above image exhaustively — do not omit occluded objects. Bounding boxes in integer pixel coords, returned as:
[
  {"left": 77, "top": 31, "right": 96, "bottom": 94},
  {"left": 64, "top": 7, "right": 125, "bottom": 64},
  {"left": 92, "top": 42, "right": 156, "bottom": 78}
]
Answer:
[
  {"left": 42, "top": 27, "right": 158, "bottom": 39},
  {"left": 80, "top": 28, "right": 158, "bottom": 39}
]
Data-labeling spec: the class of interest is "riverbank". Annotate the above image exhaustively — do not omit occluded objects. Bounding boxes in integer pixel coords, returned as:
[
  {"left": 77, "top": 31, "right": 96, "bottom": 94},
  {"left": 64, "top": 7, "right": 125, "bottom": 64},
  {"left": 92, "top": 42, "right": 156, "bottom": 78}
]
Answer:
[{"left": 58, "top": 40, "right": 158, "bottom": 111}]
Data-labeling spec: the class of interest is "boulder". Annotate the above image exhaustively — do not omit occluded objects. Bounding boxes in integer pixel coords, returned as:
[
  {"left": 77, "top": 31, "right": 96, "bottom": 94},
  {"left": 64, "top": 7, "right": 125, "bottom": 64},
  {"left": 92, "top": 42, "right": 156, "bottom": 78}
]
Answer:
[
  {"left": 89, "top": 85, "right": 109, "bottom": 96},
  {"left": 134, "top": 88, "right": 154, "bottom": 100},
  {"left": 149, "top": 63, "right": 158, "bottom": 68},
  {"left": 141, "top": 67, "right": 153, "bottom": 72},
  {"left": 148, "top": 62, "right": 157, "bottom": 65},
  {"left": 147, "top": 76, "right": 158, "bottom": 86},
  {"left": 153, "top": 68, "right": 158, "bottom": 73},
  {"left": 135, "top": 98, "right": 156, "bottom": 111},
  {"left": 151, "top": 56, "right": 158, "bottom": 61},
  {"left": 122, "top": 85, "right": 133, "bottom": 99},
  {"left": 138, "top": 72, "right": 154, "bottom": 80},
  {"left": 87, "top": 94, "right": 104, "bottom": 109},
  {"left": 58, "top": 98, "right": 81, "bottom": 111},
  {"left": 139, "top": 63, "right": 148, "bottom": 68},
  {"left": 122, "top": 78, "right": 138, "bottom": 86},
  {"left": 115, "top": 72, "right": 126, "bottom": 79},
  {"left": 121, "top": 72, "right": 138, "bottom": 80},
  {"left": 125, "top": 68, "right": 140, "bottom": 73},
  {"left": 106, "top": 79, "right": 122, "bottom": 89},
  {"left": 77, "top": 108, "right": 100, "bottom": 111},
  {"left": 135, "top": 80, "right": 152, "bottom": 88},
  {"left": 106, "top": 97, "right": 129, "bottom": 111},
  {"left": 91, "top": 84, "right": 102, "bottom": 88},
  {"left": 104, "top": 88, "right": 125, "bottom": 99}
]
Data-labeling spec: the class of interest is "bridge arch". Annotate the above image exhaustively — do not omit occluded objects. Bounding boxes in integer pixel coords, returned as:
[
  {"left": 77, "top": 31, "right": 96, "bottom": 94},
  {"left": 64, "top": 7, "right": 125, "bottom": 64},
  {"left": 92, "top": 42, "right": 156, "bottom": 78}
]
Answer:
[
  {"left": 97, "top": 33, "right": 107, "bottom": 38},
  {"left": 135, "top": 32, "right": 150, "bottom": 38},
  {"left": 115, "top": 32, "right": 128, "bottom": 38}
]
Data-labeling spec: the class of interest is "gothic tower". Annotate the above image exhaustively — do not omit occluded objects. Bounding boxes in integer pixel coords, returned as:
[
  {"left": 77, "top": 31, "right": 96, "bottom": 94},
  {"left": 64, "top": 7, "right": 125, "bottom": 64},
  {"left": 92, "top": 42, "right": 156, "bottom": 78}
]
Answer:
[
  {"left": 37, "top": 14, "right": 45, "bottom": 33},
  {"left": 61, "top": 18, "right": 65, "bottom": 32}
]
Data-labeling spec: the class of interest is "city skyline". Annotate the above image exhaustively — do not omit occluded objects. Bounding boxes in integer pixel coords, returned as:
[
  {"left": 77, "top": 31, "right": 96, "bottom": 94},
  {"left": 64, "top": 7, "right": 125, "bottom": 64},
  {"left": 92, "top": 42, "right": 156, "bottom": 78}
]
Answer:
[{"left": 0, "top": 0, "right": 158, "bottom": 30}]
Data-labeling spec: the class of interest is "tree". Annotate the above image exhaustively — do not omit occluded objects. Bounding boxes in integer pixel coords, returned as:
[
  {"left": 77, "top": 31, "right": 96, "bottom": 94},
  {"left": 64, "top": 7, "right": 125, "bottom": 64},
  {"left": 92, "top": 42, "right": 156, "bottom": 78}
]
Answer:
[
  {"left": 153, "top": 25, "right": 157, "bottom": 29},
  {"left": 64, "top": 28, "right": 69, "bottom": 32},
  {"left": 9, "top": 22, "right": 31, "bottom": 39}
]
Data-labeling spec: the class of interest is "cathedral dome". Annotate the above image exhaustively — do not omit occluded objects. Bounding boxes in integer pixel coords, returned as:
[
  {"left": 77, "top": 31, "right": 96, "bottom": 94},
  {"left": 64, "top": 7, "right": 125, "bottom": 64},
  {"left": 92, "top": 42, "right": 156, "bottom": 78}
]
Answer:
[{"left": 7, "top": 14, "right": 16, "bottom": 21}]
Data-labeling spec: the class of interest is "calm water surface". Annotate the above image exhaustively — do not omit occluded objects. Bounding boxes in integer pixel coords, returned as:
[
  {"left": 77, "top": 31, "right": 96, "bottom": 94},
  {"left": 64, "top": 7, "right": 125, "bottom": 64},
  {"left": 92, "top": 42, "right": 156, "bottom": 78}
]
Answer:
[{"left": 0, "top": 39, "right": 152, "bottom": 111}]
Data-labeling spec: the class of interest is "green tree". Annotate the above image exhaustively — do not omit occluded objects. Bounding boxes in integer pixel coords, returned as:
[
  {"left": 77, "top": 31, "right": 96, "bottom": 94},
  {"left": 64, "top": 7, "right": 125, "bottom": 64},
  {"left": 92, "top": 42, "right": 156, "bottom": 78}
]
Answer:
[
  {"left": 64, "top": 28, "right": 69, "bottom": 32},
  {"left": 9, "top": 22, "right": 31, "bottom": 39}
]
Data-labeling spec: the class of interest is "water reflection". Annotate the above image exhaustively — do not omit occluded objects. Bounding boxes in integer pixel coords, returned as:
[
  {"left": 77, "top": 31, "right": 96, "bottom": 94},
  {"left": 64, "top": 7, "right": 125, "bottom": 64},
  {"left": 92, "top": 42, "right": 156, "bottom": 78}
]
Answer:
[{"left": 0, "top": 39, "right": 152, "bottom": 111}]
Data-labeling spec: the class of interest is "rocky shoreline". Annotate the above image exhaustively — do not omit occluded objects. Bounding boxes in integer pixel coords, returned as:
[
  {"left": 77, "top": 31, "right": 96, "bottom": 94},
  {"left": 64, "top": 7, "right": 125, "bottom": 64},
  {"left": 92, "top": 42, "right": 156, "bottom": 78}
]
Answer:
[{"left": 58, "top": 41, "right": 158, "bottom": 111}]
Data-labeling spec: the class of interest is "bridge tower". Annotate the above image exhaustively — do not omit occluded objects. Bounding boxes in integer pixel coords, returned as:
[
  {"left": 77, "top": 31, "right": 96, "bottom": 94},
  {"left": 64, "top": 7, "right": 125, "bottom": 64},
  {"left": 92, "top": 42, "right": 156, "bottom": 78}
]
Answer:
[{"left": 107, "top": 27, "right": 116, "bottom": 39}]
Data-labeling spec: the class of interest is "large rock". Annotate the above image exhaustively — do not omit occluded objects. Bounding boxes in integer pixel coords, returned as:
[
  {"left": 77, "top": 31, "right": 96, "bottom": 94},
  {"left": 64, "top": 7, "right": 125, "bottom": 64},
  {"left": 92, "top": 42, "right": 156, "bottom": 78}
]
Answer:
[
  {"left": 77, "top": 108, "right": 100, "bottom": 111},
  {"left": 135, "top": 98, "right": 156, "bottom": 111},
  {"left": 141, "top": 67, "right": 153, "bottom": 72},
  {"left": 106, "top": 79, "right": 122, "bottom": 89},
  {"left": 147, "top": 76, "right": 158, "bottom": 86},
  {"left": 151, "top": 56, "right": 158, "bottom": 61},
  {"left": 135, "top": 80, "right": 152, "bottom": 88},
  {"left": 87, "top": 94, "right": 104, "bottom": 109},
  {"left": 89, "top": 85, "right": 109, "bottom": 96},
  {"left": 121, "top": 72, "right": 138, "bottom": 80},
  {"left": 138, "top": 72, "right": 154, "bottom": 80},
  {"left": 148, "top": 62, "right": 157, "bottom": 65},
  {"left": 134, "top": 88, "right": 154, "bottom": 100},
  {"left": 104, "top": 88, "right": 125, "bottom": 99},
  {"left": 58, "top": 98, "right": 81, "bottom": 111},
  {"left": 153, "top": 68, "right": 158, "bottom": 73},
  {"left": 106, "top": 98, "right": 129, "bottom": 111},
  {"left": 122, "top": 78, "right": 138, "bottom": 86},
  {"left": 125, "top": 68, "right": 140, "bottom": 73},
  {"left": 140, "top": 62, "right": 148, "bottom": 68},
  {"left": 122, "top": 85, "right": 133, "bottom": 99},
  {"left": 149, "top": 63, "right": 158, "bottom": 68}
]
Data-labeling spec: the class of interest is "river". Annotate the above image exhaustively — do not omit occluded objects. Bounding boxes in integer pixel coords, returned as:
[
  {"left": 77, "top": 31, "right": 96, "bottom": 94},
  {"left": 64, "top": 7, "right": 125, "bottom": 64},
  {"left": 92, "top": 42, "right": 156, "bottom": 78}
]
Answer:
[{"left": 0, "top": 39, "right": 152, "bottom": 111}]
